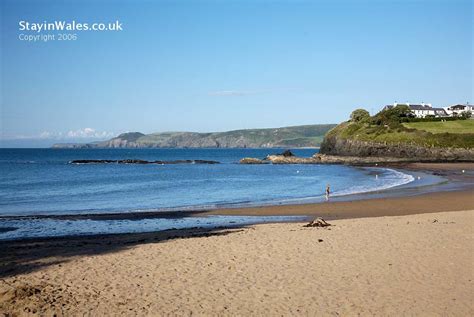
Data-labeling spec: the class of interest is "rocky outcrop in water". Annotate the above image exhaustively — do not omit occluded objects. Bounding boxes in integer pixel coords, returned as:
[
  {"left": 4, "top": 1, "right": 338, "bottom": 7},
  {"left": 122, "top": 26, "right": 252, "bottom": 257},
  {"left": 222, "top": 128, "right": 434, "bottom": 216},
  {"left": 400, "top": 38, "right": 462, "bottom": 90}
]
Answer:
[
  {"left": 239, "top": 158, "right": 268, "bottom": 164},
  {"left": 69, "top": 159, "right": 220, "bottom": 165},
  {"left": 239, "top": 154, "right": 319, "bottom": 164},
  {"left": 265, "top": 155, "right": 318, "bottom": 164},
  {"left": 239, "top": 152, "right": 473, "bottom": 165},
  {"left": 239, "top": 154, "right": 318, "bottom": 164}
]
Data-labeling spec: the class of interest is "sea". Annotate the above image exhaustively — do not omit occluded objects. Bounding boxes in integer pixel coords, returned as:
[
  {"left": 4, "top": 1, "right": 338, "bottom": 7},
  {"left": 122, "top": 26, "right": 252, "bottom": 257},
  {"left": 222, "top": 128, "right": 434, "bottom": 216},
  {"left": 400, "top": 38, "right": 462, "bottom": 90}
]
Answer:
[{"left": 0, "top": 148, "right": 437, "bottom": 240}]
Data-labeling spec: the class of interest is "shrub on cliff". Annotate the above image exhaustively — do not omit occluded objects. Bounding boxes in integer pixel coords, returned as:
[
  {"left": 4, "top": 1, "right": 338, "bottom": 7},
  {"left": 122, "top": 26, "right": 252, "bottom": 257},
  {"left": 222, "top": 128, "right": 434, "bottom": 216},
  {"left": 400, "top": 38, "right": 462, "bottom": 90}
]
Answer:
[
  {"left": 350, "top": 109, "right": 370, "bottom": 122},
  {"left": 371, "top": 105, "right": 413, "bottom": 127}
]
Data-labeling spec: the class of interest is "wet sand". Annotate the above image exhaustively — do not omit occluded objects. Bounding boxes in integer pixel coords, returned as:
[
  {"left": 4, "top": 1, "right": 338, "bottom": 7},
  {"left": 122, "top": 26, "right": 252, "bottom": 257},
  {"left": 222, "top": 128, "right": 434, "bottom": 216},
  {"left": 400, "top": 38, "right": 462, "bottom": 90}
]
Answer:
[{"left": 200, "top": 189, "right": 474, "bottom": 218}]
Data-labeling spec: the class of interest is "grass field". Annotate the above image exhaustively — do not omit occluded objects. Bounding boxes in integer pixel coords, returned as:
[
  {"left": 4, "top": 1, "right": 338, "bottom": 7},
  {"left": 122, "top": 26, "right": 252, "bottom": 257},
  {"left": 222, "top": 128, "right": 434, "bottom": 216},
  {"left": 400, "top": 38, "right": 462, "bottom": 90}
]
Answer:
[{"left": 403, "top": 120, "right": 474, "bottom": 134}]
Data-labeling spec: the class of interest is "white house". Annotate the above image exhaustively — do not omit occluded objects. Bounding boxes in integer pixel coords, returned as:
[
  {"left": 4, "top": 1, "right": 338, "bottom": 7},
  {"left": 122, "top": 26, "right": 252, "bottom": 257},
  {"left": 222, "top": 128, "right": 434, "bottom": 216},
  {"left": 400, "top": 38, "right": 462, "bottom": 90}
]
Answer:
[
  {"left": 408, "top": 105, "right": 449, "bottom": 118},
  {"left": 382, "top": 102, "right": 448, "bottom": 118},
  {"left": 443, "top": 103, "right": 473, "bottom": 116}
]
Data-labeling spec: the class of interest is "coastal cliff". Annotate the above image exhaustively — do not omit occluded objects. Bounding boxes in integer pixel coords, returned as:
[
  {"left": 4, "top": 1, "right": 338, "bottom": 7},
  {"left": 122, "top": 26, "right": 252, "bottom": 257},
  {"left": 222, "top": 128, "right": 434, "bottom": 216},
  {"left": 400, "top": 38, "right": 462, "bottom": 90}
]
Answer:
[
  {"left": 320, "top": 132, "right": 474, "bottom": 161},
  {"left": 318, "top": 108, "right": 474, "bottom": 161}
]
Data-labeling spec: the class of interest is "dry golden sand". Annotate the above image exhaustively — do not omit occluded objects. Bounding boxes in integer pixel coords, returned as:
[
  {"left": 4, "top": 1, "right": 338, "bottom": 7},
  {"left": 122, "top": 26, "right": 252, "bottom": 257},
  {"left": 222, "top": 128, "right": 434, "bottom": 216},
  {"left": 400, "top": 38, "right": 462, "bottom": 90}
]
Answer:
[{"left": 1, "top": 210, "right": 473, "bottom": 316}]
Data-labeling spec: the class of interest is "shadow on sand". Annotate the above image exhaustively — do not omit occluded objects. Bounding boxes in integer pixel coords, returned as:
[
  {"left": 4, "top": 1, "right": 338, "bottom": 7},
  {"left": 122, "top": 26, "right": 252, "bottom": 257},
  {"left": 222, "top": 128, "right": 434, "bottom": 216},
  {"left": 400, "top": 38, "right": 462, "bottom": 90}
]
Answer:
[{"left": 0, "top": 225, "right": 247, "bottom": 279}]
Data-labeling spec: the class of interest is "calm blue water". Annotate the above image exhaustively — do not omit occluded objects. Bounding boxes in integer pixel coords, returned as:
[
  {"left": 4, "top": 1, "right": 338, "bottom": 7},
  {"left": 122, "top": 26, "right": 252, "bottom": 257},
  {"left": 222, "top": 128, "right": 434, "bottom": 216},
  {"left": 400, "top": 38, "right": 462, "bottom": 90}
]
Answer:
[
  {"left": 0, "top": 148, "right": 417, "bottom": 239},
  {"left": 0, "top": 148, "right": 414, "bottom": 217}
]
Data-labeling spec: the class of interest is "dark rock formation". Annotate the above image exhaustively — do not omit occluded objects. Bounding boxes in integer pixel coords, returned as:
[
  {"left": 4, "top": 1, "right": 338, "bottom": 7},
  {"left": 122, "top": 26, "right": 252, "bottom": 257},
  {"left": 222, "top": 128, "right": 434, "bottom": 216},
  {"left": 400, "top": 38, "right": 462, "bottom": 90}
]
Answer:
[
  {"left": 70, "top": 159, "right": 118, "bottom": 164},
  {"left": 69, "top": 159, "right": 220, "bottom": 165},
  {"left": 278, "top": 150, "right": 295, "bottom": 157}
]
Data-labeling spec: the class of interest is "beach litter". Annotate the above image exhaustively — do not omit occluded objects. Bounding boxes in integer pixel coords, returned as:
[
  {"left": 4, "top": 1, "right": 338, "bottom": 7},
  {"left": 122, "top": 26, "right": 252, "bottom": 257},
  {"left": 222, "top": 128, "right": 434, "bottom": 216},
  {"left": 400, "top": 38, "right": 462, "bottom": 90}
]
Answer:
[{"left": 304, "top": 217, "right": 332, "bottom": 228}]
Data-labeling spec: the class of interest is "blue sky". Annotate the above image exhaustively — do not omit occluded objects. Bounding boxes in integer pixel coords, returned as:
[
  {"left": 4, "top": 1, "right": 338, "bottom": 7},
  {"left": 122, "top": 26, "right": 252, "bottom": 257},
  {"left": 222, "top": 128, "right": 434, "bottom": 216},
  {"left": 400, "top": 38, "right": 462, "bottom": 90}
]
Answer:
[{"left": 0, "top": 0, "right": 472, "bottom": 146}]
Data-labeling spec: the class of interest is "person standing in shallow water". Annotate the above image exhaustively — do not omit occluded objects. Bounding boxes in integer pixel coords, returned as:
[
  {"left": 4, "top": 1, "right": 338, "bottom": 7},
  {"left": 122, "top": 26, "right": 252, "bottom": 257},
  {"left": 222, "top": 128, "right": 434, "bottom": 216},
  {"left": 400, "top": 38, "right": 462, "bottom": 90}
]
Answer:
[{"left": 325, "top": 184, "right": 331, "bottom": 201}]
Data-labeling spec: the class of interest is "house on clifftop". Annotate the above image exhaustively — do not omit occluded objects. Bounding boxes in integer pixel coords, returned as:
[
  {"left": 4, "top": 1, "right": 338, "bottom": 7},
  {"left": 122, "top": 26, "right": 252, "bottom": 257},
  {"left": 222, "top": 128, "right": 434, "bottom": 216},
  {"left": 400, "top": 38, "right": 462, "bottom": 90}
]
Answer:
[
  {"left": 382, "top": 102, "right": 449, "bottom": 118},
  {"left": 444, "top": 103, "right": 473, "bottom": 116}
]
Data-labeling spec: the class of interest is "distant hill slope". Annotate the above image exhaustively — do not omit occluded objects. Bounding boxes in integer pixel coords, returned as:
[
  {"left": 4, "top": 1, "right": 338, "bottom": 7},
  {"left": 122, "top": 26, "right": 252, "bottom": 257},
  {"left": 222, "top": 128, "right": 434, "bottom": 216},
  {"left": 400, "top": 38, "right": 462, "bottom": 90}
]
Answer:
[
  {"left": 320, "top": 107, "right": 474, "bottom": 161},
  {"left": 52, "top": 124, "right": 336, "bottom": 148}
]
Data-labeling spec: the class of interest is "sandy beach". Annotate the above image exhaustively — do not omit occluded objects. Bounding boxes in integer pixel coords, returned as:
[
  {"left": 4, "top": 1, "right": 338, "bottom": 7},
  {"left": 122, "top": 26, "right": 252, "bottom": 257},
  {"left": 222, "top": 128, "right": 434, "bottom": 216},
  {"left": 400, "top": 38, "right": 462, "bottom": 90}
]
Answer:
[
  {"left": 1, "top": 163, "right": 473, "bottom": 316},
  {"left": 0, "top": 209, "right": 472, "bottom": 316}
]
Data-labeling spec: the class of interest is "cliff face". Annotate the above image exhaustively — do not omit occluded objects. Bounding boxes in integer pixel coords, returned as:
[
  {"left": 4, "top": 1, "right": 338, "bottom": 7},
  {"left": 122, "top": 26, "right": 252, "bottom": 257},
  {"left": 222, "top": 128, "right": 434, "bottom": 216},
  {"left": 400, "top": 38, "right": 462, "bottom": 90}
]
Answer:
[{"left": 320, "top": 127, "right": 474, "bottom": 162}]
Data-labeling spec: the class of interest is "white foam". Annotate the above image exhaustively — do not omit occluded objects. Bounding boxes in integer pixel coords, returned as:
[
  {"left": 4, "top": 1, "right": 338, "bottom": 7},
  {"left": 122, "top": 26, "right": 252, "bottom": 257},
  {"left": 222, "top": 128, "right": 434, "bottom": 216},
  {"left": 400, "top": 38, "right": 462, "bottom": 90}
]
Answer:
[{"left": 332, "top": 168, "right": 415, "bottom": 197}]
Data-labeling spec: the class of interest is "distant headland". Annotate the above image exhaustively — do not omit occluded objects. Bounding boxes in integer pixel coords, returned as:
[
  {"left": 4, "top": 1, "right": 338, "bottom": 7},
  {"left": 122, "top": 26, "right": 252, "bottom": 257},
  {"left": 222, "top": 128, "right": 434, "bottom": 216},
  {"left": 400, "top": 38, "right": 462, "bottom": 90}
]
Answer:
[{"left": 51, "top": 124, "right": 336, "bottom": 149}]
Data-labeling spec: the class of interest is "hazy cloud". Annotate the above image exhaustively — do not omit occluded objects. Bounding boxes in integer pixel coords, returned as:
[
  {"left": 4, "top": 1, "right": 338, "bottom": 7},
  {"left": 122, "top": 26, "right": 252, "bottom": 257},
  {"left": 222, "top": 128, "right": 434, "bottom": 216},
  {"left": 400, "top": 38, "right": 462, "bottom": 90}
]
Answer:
[
  {"left": 64, "top": 128, "right": 114, "bottom": 139},
  {"left": 1, "top": 128, "right": 115, "bottom": 140}
]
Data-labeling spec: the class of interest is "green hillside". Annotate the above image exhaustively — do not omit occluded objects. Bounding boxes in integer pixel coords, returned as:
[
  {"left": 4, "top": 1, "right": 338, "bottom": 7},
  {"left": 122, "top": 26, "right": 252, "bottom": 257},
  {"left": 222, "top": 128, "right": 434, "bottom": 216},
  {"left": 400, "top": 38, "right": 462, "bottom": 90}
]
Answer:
[
  {"left": 132, "top": 124, "right": 335, "bottom": 148},
  {"left": 323, "top": 107, "right": 474, "bottom": 149}
]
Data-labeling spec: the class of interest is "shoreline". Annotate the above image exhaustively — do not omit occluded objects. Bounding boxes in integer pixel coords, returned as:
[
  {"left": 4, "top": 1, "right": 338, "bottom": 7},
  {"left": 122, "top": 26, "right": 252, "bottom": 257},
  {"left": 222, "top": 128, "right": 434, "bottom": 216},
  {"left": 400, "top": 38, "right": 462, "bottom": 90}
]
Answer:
[
  {"left": 2, "top": 162, "right": 471, "bottom": 222},
  {"left": 201, "top": 162, "right": 473, "bottom": 218},
  {"left": 200, "top": 189, "right": 474, "bottom": 218},
  {"left": 0, "top": 162, "right": 471, "bottom": 241}
]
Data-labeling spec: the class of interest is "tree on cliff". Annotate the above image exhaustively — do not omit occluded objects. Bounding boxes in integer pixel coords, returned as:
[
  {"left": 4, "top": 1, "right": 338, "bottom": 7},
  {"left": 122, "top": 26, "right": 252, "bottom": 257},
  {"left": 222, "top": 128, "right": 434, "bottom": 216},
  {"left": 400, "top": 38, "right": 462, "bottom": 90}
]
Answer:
[
  {"left": 372, "top": 105, "right": 412, "bottom": 127},
  {"left": 350, "top": 109, "right": 370, "bottom": 122}
]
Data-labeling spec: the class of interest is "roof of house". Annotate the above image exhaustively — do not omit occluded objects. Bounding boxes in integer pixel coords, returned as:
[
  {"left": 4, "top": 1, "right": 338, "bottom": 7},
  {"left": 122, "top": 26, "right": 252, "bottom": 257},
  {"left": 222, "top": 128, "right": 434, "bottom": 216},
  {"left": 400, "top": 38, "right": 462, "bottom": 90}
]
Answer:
[
  {"left": 408, "top": 105, "right": 433, "bottom": 111},
  {"left": 449, "top": 104, "right": 471, "bottom": 110},
  {"left": 382, "top": 103, "right": 471, "bottom": 116},
  {"left": 383, "top": 104, "right": 432, "bottom": 111}
]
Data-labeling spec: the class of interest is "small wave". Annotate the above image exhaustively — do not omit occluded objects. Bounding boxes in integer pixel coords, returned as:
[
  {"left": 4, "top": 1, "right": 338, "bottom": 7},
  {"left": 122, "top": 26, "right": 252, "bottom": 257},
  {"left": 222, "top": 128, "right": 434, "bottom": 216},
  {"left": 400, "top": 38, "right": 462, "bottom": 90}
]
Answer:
[
  {"left": 223, "top": 167, "right": 415, "bottom": 206},
  {"left": 332, "top": 168, "right": 415, "bottom": 197}
]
